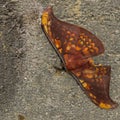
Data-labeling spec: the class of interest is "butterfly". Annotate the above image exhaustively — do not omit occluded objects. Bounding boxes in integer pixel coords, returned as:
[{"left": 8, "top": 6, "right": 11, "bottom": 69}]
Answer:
[{"left": 41, "top": 6, "right": 118, "bottom": 109}]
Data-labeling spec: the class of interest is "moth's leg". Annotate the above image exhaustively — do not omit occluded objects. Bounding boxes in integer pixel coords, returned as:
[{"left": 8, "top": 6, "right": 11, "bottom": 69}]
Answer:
[
  {"left": 60, "top": 62, "right": 66, "bottom": 70},
  {"left": 53, "top": 61, "right": 65, "bottom": 71}
]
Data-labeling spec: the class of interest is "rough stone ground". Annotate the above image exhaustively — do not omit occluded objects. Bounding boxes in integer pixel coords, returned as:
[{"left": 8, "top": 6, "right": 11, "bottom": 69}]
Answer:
[{"left": 0, "top": 0, "right": 120, "bottom": 120}]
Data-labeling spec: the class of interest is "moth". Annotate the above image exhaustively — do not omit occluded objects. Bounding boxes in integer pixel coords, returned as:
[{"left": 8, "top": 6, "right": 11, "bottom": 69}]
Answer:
[{"left": 41, "top": 6, "right": 118, "bottom": 109}]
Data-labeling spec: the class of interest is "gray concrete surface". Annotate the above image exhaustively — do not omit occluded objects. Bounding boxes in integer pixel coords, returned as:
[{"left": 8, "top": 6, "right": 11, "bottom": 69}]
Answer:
[{"left": 0, "top": 0, "right": 120, "bottom": 120}]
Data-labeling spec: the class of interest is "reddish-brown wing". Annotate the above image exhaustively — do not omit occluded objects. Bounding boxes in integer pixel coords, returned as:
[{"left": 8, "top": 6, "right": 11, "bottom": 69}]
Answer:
[
  {"left": 41, "top": 6, "right": 118, "bottom": 109},
  {"left": 41, "top": 7, "right": 104, "bottom": 60},
  {"left": 71, "top": 61, "right": 118, "bottom": 109}
]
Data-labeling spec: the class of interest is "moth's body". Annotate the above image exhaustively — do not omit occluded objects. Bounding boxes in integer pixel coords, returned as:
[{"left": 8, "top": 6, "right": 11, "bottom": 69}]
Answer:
[{"left": 41, "top": 6, "right": 118, "bottom": 109}]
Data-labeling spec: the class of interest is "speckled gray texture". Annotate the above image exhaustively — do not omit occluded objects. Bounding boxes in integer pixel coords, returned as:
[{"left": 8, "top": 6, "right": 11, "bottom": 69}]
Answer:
[{"left": 0, "top": 0, "right": 120, "bottom": 120}]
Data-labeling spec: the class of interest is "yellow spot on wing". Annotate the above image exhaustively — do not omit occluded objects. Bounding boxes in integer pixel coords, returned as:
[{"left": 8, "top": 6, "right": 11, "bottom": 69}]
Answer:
[
  {"left": 83, "top": 47, "right": 88, "bottom": 52},
  {"left": 93, "top": 47, "right": 99, "bottom": 53},
  {"left": 78, "top": 40, "right": 84, "bottom": 45},
  {"left": 66, "top": 45, "right": 71, "bottom": 51},
  {"left": 90, "top": 49, "right": 94, "bottom": 53},
  {"left": 55, "top": 39, "right": 61, "bottom": 48},
  {"left": 86, "top": 42, "right": 89, "bottom": 45},
  {"left": 99, "top": 102, "right": 111, "bottom": 109},
  {"left": 88, "top": 45, "right": 92, "bottom": 49},
  {"left": 71, "top": 33, "right": 75, "bottom": 37},
  {"left": 74, "top": 72, "right": 81, "bottom": 77},
  {"left": 82, "top": 38, "right": 86, "bottom": 41},
  {"left": 89, "top": 93, "right": 96, "bottom": 99},
  {"left": 83, "top": 69, "right": 95, "bottom": 79},
  {"left": 41, "top": 12, "right": 48, "bottom": 25},
  {"left": 71, "top": 44, "right": 76, "bottom": 48},
  {"left": 91, "top": 43, "right": 95, "bottom": 47},
  {"left": 80, "top": 41, "right": 84, "bottom": 45},
  {"left": 67, "top": 31, "right": 71, "bottom": 34},
  {"left": 76, "top": 46, "right": 81, "bottom": 51},
  {"left": 82, "top": 47, "right": 89, "bottom": 55},
  {"left": 69, "top": 37, "right": 74, "bottom": 41},
  {"left": 59, "top": 48, "right": 62, "bottom": 53},
  {"left": 41, "top": 12, "right": 49, "bottom": 33},
  {"left": 80, "top": 80, "right": 84, "bottom": 83},
  {"left": 44, "top": 26, "right": 48, "bottom": 33},
  {"left": 85, "top": 73, "right": 94, "bottom": 79},
  {"left": 80, "top": 35, "right": 84, "bottom": 39},
  {"left": 82, "top": 82, "right": 90, "bottom": 90},
  {"left": 88, "top": 39, "right": 92, "bottom": 43}
]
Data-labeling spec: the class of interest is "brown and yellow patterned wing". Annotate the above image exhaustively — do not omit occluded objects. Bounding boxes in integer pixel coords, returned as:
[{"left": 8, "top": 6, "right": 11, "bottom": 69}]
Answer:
[
  {"left": 41, "top": 6, "right": 104, "bottom": 61},
  {"left": 71, "top": 62, "right": 118, "bottom": 109},
  {"left": 41, "top": 6, "right": 118, "bottom": 109}
]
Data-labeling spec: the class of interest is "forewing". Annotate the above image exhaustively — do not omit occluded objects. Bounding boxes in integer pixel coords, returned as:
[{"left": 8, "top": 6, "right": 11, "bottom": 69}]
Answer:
[{"left": 41, "top": 7, "right": 104, "bottom": 60}]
